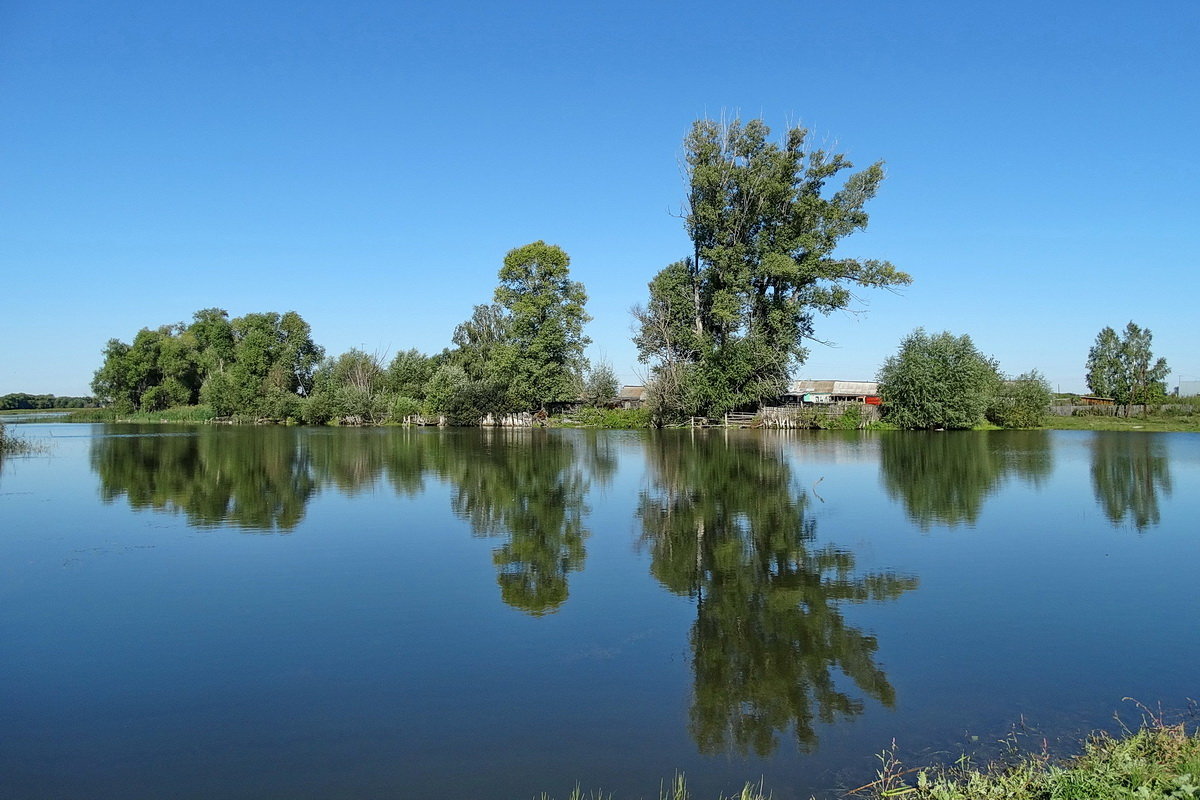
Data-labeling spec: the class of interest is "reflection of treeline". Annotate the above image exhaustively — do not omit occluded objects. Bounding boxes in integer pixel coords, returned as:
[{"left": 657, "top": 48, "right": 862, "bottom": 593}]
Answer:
[
  {"left": 89, "top": 427, "right": 617, "bottom": 615},
  {"left": 91, "top": 426, "right": 318, "bottom": 531},
  {"left": 880, "top": 431, "right": 1053, "bottom": 528},
  {"left": 1089, "top": 433, "right": 1173, "bottom": 531},
  {"left": 638, "top": 432, "right": 917, "bottom": 755},
  {"left": 1, "top": 393, "right": 95, "bottom": 410}
]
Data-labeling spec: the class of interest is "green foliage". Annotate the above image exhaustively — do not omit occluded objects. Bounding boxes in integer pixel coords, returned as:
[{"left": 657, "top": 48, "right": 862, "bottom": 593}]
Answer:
[
  {"left": 563, "top": 407, "right": 652, "bottom": 428},
  {"left": 424, "top": 363, "right": 468, "bottom": 416},
  {"left": 634, "top": 117, "right": 910, "bottom": 418},
  {"left": 877, "top": 328, "right": 1001, "bottom": 430},
  {"left": 385, "top": 348, "right": 435, "bottom": 399},
  {"left": 390, "top": 395, "right": 421, "bottom": 420},
  {"left": 494, "top": 241, "right": 591, "bottom": 411},
  {"left": 535, "top": 775, "right": 770, "bottom": 800},
  {"left": 987, "top": 369, "right": 1052, "bottom": 428},
  {"left": 64, "top": 405, "right": 217, "bottom": 423},
  {"left": 863, "top": 723, "right": 1200, "bottom": 800},
  {"left": 581, "top": 360, "right": 620, "bottom": 406},
  {"left": 823, "top": 404, "right": 864, "bottom": 430},
  {"left": 1086, "top": 321, "right": 1171, "bottom": 415},
  {"left": 0, "top": 393, "right": 95, "bottom": 410},
  {"left": 299, "top": 389, "right": 337, "bottom": 425},
  {"left": 91, "top": 308, "right": 324, "bottom": 419}
]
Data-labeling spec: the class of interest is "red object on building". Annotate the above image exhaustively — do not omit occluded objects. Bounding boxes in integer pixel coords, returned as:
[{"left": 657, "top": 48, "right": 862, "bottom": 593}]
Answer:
[{"left": 864, "top": 396, "right": 882, "bottom": 405}]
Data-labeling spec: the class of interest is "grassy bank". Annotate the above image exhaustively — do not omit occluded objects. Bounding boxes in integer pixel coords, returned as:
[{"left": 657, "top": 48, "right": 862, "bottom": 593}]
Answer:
[
  {"left": 536, "top": 776, "right": 767, "bottom": 800},
  {"left": 1043, "top": 414, "right": 1200, "bottom": 433},
  {"left": 858, "top": 720, "right": 1200, "bottom": 800},
  {"left": 65, "top": 405, "right": 219, "bottom": 423},
  {"left": 532, "top": 720, "right": 1200, "bottom": 800}
]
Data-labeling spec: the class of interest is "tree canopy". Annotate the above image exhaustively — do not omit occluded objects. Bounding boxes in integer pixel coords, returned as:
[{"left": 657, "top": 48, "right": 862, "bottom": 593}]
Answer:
[
  {"left": 877, "top": 328, "right": 1001, "bottom": 430},
  {"left": 1086, "top": 322, "right": 1170, "bottom": 415},
  {"left": 634, "top": 117, "right": 910, "bottom": 419},
  {"left": 91, "top": 308, "right": 324, "bottom": 416}
]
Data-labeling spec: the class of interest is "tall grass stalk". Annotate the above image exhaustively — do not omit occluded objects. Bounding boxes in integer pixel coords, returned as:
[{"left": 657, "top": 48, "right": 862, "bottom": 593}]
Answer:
[
  {"left": 0, "top": 422, "right": 36, "bottom": 455},
  {"left": 535, "top": 775, "right": 769, "bottom": 800}
]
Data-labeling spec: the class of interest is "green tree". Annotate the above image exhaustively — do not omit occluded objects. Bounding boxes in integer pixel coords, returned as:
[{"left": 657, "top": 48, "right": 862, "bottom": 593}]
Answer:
[
  {"left": 634, "top": 117, "right": 910, "bottom": 419},
  {"left": 451, "top": 303, "right": 512, "bottom": 383},
  {"left": 385, "top": 348, "right": 435, "bottom": 399},
  {"left": 91, "top": 338, "right": 136, "bottom": 411},
  {"left": 581, "top": 359, "right": 620, "bottom": 406},
  {"left": 188, "top": 308, "right": 236, "bottom": 377},
  {"left": 228, "top": 311, "right": 324, "bottom": 414},
  {"left": 987, "top": 369, "right": 1053, "bottom": 428},
  {"left": 494, "top": 241, "right": 591, "bottom": 412},
  {"left": 1086, "top": 322, "right": 1170, "bottom": 416},
  {"left": 877, "top": 328, "right": 1001, "bottom": 430}
]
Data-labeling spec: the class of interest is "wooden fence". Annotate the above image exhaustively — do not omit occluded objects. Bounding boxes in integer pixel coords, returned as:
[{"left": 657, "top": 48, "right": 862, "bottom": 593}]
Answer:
[{"left": 726, "top": 402, "right": 881, "bottom": 429}]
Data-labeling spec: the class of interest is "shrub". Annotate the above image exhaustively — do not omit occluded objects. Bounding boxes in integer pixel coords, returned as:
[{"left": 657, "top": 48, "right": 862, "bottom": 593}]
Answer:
[
  {"left": 987, "top": 370, "right": 1052, "bottom": 428},
  {"left": 824, "top": 404, "right": 864, "bottom": 430},
  {"left": 877, "top": 329, "right": 1000, "bottom": 430},
  {"left": 566, "top": 407, "right": 652, "bottom": 428},
  {"left": 389, "top": 395, "right": 421, "bottom": 422}
]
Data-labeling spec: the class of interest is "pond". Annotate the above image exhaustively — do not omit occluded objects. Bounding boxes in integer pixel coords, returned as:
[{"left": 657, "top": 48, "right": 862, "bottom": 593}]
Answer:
[{"left": 1, "top": 423, "right": 1197, "bottom": 799}]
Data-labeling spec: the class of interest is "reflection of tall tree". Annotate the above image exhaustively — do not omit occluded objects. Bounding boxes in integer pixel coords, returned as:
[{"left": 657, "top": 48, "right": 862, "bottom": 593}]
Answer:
[
  {"left": 639, "top": 432, "right": 918, "bottom": 756},
  {"left": 880, "top": 431, "right": 1054, "bottom": 528},
  {"left": 1090, "top": 433, "right": 1172, "bottom": 531},
  {"left": 91, "top": 426, "right": 315, "bottom": 530},
  {"left": 442, "top": 429, "right": 595, "bottom": 616}
]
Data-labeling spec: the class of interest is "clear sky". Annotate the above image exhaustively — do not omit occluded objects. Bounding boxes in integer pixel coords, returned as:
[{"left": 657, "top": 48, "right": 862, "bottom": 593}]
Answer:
[{"left": 2, "top": 0, "right": 1197, "bottom": 397}]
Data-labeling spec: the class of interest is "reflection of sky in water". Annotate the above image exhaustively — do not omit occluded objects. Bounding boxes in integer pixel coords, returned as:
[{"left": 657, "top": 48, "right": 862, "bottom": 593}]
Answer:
[{"left": 0, "top": 425, "right": 1197, "bottom": 800}]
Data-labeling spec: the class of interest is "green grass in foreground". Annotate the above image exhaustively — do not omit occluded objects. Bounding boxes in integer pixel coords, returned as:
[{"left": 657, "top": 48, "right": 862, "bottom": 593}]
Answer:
[
  {"left": 535, "top": 775, "right": 767, "bottom": 800},
  {"left": 857, "top": 722, "right": 1200, "bottom": 800},
  {"left": 532, "top": 720, "right": 1200, "bottom": 800}
]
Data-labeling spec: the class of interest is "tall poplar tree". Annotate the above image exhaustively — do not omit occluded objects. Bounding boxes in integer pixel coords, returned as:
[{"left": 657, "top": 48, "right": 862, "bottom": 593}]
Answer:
[
  {"left": 1086, "top": 321, "right": 1170, "bottom": 415},
  {"left": 493, "top": 241, "right": 590, "bottom": 412},
  {"left": 634, "top": 117, "right": 910, "bottom": 418}
]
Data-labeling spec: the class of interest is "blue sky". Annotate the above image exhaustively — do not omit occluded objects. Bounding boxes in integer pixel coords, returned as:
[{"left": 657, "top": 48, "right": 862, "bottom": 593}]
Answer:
[{"left": 2, "top": 0, "right": 1197, "bottom": 396}]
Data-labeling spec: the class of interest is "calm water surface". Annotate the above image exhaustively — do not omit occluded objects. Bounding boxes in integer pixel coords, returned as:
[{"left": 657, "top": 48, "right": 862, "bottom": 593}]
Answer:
[{"left": 1, "top": 423, "right": 1197, "bottom": 799}]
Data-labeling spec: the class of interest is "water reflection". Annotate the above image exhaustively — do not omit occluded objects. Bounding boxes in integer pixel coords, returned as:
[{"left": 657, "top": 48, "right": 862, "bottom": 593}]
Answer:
[
  {"left": 91, "top": 426, "right": 316, "bottom": 530},
  {"left": 1089, "top": 434, "right": 1173, "bottom": 531},
  {"left": 445, "top": 429, "right": 615, "bottom": 616},
  {"left": 638, "top": 432, "right": 918, "bottom": 755},
  {"left": 879, "top": 431, "right": 1053, "bottom": 528},
  {"left": 89, "top": 426, "right": 617, "bottom": 615}
]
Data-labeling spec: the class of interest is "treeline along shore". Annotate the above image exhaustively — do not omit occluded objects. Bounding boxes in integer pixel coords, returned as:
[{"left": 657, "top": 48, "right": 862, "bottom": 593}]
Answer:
[{"left": 77, "top": 117, "right": 1188, "bottom": 431}]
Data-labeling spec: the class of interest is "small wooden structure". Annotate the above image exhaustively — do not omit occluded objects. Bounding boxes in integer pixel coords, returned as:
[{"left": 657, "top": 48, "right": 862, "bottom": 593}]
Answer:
[{"left": 617, "top": 385, "right": 647, "bottom": 409}]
